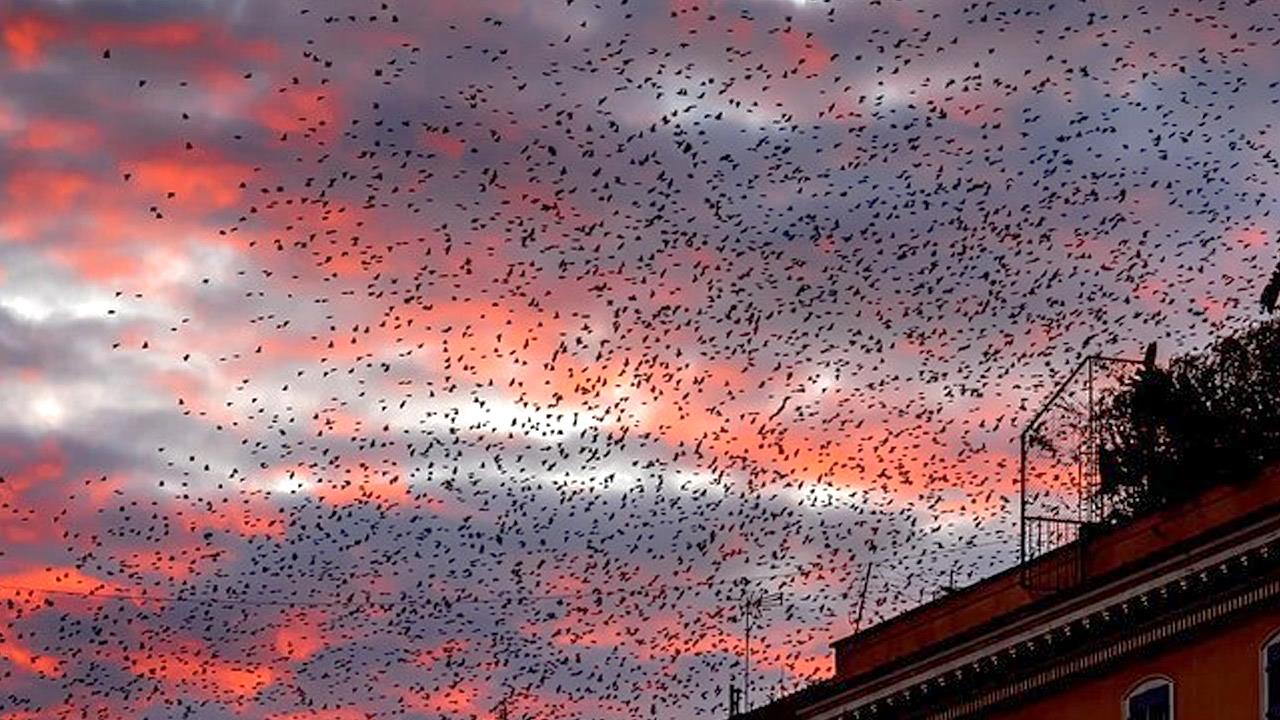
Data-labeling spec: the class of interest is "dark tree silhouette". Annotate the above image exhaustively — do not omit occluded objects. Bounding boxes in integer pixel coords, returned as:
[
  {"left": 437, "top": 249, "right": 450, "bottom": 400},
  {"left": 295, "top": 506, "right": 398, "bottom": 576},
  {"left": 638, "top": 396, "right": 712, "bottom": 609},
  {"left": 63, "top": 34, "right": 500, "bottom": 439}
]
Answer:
[
  {"left": 1263, "top": 261, "right": 1280, "bottom": 314},
  {"left": 1097, "top": 318, "right": 1280, "bottom": 521}
]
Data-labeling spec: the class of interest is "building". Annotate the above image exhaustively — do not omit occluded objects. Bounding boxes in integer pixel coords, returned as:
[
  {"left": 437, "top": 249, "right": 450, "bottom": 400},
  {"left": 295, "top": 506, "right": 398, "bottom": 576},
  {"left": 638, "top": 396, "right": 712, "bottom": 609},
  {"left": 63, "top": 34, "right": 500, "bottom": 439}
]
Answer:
[{"left": 738, "top": 462, "right": 1280, "bottom": 720}]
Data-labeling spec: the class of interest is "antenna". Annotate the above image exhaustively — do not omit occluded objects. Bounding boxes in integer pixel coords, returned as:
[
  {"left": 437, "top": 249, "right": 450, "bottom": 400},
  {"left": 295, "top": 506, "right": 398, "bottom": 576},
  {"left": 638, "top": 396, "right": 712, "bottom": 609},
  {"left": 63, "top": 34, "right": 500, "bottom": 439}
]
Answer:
[
  {"left": 740, "top": 585, "right": 784, "bottom": 713},
  {"left": 850, "top": 560, "right": 875, "bottom": 632}
]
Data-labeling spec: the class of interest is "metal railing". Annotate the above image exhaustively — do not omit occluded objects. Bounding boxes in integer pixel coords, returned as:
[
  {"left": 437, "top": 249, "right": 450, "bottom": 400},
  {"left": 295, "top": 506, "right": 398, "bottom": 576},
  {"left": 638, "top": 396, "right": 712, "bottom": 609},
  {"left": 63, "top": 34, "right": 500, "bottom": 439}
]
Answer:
[{"left": 1019, "top": 354, "right": 1144, "bottom": 590}]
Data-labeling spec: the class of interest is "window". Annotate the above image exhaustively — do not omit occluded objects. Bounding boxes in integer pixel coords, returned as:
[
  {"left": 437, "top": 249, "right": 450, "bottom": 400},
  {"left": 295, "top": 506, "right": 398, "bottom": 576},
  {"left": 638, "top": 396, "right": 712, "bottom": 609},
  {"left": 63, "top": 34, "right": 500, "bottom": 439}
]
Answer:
[
  {"left": 1125, "top": 678, "right": 1172, "bottom": 720},
  {"left": 1266, "top": 635, "right": 1280, "bottom": 720}
]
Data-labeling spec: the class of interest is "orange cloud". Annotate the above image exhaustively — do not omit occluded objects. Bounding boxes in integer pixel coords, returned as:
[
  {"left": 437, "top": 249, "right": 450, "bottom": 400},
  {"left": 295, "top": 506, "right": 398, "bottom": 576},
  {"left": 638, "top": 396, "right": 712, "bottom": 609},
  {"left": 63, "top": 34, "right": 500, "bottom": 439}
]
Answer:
[
  {"left": 1232, "top": 226, "right": 1268, "bottom": 249},
  {"left": 151, "top": 369, "right": 244, "bottom": 428},
  {"left": 778, "top": 29, "right": 831, "bottom": 75},
  {"left": 401, "top": 681, "right": 486, "bottom": 716},
  {"left": 4, "top": 167, "right": 92, "bottom": 211},
  {"left": 11, "top": 116, "right": 99, "bottom": 152},
  {"left": 1, "top": 10, "right": 275, "bottom": 70},
  {"left": 174, "top": 499, "right": 286, "bottom": 540},
  {"left": 117, "top": 544, "right": 227, "bottom": 583},
  {"left": 87, "top": 21, "right": 203, "bottom": 49},
  {"left": 269, "top": 711, "right": 369, "bottom": 720},
  {"left": 414, "top": 638, "right": 469, "bottom": 668},
  {"left": 0, "top": 440, "right": 64, "bottom": 499},
  {"left": 273, "top": 615, "right": 327, "bottom": 661},
  {"left": 130, "top": 153, "right": 250, "bottom": 210},
  {"left": 312, "top": 459, "right": 409, "bottom": 508},
  {"left": 0, "top": 566, "right": 124, "bottom": 610},
  {"left": 422, "top": 130, "right": 466, "bottom": 159},
  {"left": 48, "top": 237, "right": 137, "bottom": 283},
  {"left": 0, "top": 640, "right": 62, "bottom": 678},
  {"left": 125, "top": 647, "right": 276, "bottom": 699},
  {"left": 256, "top": 89, "right": 337, "bottom": 136},
  {"left": 1, "top": 13, "right": 60, "bottom": 69}
]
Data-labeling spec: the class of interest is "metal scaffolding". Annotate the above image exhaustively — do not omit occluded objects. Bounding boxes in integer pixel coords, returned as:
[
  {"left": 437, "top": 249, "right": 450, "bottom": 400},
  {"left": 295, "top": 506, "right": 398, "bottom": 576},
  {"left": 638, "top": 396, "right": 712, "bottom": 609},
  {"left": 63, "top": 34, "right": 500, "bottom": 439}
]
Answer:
[{"left": 1019, "top": 354, "right": 1143, "bottom": 590}]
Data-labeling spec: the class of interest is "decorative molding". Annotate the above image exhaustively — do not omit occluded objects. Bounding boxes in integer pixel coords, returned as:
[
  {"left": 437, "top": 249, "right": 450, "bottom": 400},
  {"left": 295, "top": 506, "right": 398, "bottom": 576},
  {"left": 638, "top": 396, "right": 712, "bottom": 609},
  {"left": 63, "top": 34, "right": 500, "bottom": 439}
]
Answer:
[
  {"left": 925, "top": 574, "right": 1280, "bottom": 720},
  {"left": 810, "top": 537, "right": 1280, "bottom": 720}
]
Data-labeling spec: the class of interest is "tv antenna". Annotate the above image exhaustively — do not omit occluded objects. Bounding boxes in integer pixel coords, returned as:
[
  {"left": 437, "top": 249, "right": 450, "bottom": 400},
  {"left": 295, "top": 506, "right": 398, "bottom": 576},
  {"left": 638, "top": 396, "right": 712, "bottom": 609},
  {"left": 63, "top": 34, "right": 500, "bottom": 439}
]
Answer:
[
  {"left": 739, "top": 585, "right": 784, "bottom": 713},
  {"left": 848, "top": 560, "right": 875, "bottom": 632}
]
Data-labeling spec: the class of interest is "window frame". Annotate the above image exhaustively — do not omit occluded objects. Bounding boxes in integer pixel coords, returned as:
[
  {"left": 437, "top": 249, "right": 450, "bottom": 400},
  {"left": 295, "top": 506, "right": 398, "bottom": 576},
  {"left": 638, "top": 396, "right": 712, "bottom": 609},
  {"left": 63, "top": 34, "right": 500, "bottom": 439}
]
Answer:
[
  {"left": 1123, "top": 676, "right": 1174, "bottom": 720},
  {"left": 1263, "top": 629, "right": 1280, "bottom": 720}
]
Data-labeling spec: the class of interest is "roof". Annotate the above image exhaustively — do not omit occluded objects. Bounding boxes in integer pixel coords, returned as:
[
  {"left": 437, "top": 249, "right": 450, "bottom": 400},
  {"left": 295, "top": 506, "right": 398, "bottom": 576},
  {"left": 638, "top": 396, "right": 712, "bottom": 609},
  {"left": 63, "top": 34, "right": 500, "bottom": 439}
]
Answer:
[{"left": 739, "top": 461, "right": 1280, "bottom": 720}]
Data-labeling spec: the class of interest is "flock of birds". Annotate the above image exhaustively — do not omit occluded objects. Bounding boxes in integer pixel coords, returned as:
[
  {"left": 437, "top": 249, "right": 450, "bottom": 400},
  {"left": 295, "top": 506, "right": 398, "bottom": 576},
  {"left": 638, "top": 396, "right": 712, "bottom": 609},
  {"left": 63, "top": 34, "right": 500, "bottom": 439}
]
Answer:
[{"left": 4, "top": 0, "right": 1280, "bottom": 717}]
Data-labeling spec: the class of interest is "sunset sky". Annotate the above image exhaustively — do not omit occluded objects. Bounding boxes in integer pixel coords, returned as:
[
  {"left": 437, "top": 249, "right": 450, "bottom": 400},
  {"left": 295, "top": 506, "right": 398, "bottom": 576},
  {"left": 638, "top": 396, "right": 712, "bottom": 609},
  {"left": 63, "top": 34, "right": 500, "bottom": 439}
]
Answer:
[{"left": 1, "top": 0, "right": 1278, "bottom": 718}]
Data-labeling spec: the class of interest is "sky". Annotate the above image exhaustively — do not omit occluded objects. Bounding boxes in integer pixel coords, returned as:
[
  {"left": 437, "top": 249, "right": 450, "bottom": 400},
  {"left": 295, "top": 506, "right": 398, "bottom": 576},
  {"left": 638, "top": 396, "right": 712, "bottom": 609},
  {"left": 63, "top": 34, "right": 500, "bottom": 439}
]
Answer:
[{"left": 1, "top": 0, "right": 1278, "bottom": 718}]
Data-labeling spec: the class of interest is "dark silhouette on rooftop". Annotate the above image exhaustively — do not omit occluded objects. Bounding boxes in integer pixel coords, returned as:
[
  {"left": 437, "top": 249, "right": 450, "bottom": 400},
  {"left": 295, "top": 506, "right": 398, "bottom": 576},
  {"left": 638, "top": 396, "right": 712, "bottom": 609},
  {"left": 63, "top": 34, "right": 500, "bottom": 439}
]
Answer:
[
  {"left": 1097, "top": 315, "right": 1280, "bottom": 522},
  {"left": 1263, "top": 261, "right": 1280, "bottom": 314}
]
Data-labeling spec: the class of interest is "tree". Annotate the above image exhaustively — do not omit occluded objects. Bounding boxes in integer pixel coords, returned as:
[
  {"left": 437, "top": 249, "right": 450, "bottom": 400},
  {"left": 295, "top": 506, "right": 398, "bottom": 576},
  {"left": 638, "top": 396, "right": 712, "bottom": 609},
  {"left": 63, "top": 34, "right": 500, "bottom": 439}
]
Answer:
[
  {"left": 1263, "top": 261, "right": 1280, "bottom": 314},
  {"left": 1096, "top": 318, "right": 1280, "bottom": 522}
]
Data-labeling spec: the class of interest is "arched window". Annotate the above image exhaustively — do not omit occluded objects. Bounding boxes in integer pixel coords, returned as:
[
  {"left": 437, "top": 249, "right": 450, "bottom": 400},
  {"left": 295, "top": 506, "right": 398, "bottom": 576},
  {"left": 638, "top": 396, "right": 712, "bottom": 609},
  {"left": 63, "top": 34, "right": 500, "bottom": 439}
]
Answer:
[
  {"left": 1125, "top": 677, "right": 1173, "bottom": 720},
  {"left": 1265, "top": 632, "right": 1280, "bottom": 720}
]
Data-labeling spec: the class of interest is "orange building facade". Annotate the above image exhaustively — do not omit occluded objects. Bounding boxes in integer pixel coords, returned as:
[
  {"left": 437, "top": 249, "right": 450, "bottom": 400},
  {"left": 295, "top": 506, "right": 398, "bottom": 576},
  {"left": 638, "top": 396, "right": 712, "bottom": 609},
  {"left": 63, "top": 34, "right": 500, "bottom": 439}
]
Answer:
[{"left": 740, "top": 464, "right": 1280, "bottom": 720}]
